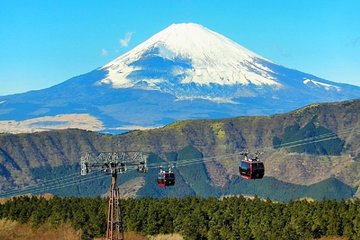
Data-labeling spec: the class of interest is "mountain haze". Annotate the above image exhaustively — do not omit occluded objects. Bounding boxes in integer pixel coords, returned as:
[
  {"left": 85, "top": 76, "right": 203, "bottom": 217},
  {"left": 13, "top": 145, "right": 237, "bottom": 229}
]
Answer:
[{"left": 0, "top": 23, "right": 359, "bottom": 133}]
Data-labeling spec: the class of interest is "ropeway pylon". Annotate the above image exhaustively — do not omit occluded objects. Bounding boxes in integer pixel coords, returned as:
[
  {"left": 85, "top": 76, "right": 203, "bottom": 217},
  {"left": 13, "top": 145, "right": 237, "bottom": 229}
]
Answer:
[
  {"left": 106, "top": 166, "right": 124, "bottom": 240},
  {"left": 81, "top": 152, "right": 147, "bottom": 240}
]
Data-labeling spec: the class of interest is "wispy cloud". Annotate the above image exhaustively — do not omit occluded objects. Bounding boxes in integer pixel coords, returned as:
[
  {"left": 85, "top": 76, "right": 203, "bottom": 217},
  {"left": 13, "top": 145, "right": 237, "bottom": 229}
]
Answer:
[
  {"left": 271, "top": 44, "right": 292, "bottom": 58},
  {"left": 351, "top": 36, "right": 360, "bottom": 47},
  {"left": 119, "top": 32, "right": 134, "bottom": 47},
  {"left": 100, "top": 48, "right": 109, "bottom": 56}
]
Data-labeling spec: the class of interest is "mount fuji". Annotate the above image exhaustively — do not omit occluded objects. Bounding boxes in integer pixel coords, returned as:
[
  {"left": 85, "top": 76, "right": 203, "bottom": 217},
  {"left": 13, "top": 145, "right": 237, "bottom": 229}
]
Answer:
[{"left": 0, "top": 23, "right": 359, "bottom": 133}]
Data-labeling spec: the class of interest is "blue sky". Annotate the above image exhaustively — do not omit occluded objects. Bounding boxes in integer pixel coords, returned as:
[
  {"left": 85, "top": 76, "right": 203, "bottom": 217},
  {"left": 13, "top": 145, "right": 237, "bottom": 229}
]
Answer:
[{"left": 0, "top": 0, "right": 359, "bottom": 96}]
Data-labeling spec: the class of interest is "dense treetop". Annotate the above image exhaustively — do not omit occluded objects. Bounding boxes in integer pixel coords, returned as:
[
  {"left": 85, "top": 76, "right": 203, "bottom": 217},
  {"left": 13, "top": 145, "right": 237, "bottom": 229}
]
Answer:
[{"left": 1, "top": 196, "right": 360, "bottom": 240}]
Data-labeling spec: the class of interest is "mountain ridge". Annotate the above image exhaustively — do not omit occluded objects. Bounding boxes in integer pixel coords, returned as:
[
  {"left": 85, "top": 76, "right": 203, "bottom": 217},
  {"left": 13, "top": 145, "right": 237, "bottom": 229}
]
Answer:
[{"left": 0, "top": 99, "right": 359, "bottom": 200}]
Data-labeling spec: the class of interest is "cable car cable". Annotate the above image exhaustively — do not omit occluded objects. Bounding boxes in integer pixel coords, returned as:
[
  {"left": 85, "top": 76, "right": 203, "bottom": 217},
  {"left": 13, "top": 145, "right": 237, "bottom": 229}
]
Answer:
[{"left": 1, "top": 126, "right": 358, "bottom": 196}]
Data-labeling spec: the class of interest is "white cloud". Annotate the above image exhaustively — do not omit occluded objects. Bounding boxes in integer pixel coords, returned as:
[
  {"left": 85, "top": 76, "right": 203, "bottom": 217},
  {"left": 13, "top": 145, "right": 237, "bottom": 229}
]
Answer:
[
  {"left": 119, "top": 32, "right": 134, "bottom": 47},
  {"left": 101, "top": 48, "right": 109, "bottom": 56}
]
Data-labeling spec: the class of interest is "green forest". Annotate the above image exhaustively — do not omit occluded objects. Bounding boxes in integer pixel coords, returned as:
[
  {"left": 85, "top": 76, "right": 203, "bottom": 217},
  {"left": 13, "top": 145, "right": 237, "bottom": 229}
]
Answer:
[
  {"left": 273, "top": 122, "right": 345, "bottom": 155},
  {"left": 1, "top": 195, "right": 360, "bottom": 240},
  {"left": 18, "top": 148, "right": 355, "bottom": 201}
]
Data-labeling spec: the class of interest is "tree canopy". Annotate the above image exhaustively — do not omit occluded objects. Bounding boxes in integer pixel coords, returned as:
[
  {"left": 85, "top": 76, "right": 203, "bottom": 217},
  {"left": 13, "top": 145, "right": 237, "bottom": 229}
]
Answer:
[{"left": 1, "top": 196, "right": 360, "bottom": 240}]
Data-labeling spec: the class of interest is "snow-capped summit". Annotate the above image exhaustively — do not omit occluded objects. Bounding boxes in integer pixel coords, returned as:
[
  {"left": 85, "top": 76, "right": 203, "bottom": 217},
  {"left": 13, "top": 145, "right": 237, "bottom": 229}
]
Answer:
[
  {"left": 0, "top": 22, "right": 359, "bottom": 133},
  {"left": 99, "top": 23, "right": 281, "bottom": 101}
]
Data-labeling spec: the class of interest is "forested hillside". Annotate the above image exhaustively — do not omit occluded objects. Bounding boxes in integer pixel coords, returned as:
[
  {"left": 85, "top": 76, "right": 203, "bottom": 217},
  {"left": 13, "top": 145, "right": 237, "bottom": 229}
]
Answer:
[{"left": 0, "top": 99, "right": 359, "bottom": 200}]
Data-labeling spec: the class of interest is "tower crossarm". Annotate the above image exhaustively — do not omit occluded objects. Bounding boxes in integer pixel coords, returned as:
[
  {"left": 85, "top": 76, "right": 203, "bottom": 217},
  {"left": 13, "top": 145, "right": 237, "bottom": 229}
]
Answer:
[{"left": 80, "top": 151, "right": 148, "bottom": 176}]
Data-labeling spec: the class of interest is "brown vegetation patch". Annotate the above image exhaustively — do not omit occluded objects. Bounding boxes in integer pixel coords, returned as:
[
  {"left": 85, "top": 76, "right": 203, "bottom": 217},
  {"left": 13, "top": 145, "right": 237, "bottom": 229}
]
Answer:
[
  {"left": 0, "top": 220, "right": 80, "bottom": 240},
  {"left": 148, "top": 233, "right": 184, "bottom": 240},
  {"left": 0, "top": 193, "right": 53, "bottom": 205},
  {"left": 315, "top": 237, "right": 349, "bottom": 240}
]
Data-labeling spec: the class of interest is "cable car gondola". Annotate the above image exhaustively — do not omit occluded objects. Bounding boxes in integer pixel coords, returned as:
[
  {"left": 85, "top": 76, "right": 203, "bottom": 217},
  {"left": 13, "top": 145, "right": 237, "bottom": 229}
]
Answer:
[
  {"left": 239, "top": 151, "right": 265, "bottom": 180},
  {"left": 157, "top": 166, "right": 175, "bottom": 187}
]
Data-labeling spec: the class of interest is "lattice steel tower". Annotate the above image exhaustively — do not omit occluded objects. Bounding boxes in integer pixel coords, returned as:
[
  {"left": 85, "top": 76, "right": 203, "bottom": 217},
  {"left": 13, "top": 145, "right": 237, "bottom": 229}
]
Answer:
[{"left": 81, "top": 152, "right": 147, "bottom": 240}]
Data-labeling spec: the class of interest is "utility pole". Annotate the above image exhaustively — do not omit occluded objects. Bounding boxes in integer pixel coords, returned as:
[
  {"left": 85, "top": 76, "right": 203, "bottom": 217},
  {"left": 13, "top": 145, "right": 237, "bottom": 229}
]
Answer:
[{"left": 81, "top": 152, "right": 147, "bottom": 240}]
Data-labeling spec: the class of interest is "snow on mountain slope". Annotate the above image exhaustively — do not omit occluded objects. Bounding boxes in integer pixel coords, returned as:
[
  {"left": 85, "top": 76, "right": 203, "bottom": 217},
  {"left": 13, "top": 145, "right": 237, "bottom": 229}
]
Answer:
[
  {"left": 303, "top": 78, "right": 341, "bottom": 91},
  {"left": 99, "top": 23, "right": 282, "bottom": 100},
  {"left": 0, "top": 22, "right": 359, "bottom": 134}
]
